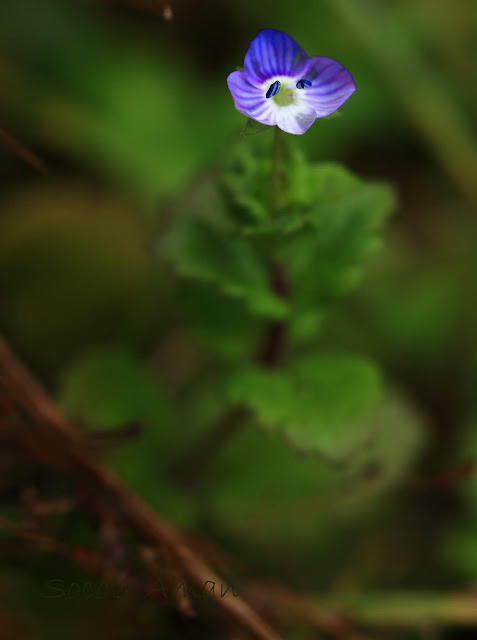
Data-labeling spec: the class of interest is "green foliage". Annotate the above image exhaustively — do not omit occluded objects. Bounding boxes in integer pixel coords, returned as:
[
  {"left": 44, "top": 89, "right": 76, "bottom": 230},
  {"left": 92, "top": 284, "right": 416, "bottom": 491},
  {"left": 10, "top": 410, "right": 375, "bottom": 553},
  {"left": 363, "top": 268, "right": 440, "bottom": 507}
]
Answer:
[
  {"left": 280, "top": 171, "right": 395, "bottom": 343},
  {"left": 159, "top": 217, "right": 288, "bottom": 318},
  {"left": 1, "top": 0, "right": 476, "bottom": 635},
  {"left": 223, "top": 137, "right": 394, "bottom": 230},
  {"left": 222, "top": 139, "right": 395, "bottom": 343},
  {"left": 225, "top": 352, "right": 382, "bottom": 458},
  {"left": 221, "top": 137, "right": 273, "bottom": 222},
  {"left": 0, "top": 0, "right": 236, "bottom": 207},
  {"left": 206, "top": 422, "right": 339, "bottom": 546},
  {"left": 61, "top": 347, "right": 162, "bottom": 430},
  {"left": 156, "top": 133, "right": 397, "bottom": 472},
  {"left": 208, "top": 390, "right": 423, "bottom": 550}
]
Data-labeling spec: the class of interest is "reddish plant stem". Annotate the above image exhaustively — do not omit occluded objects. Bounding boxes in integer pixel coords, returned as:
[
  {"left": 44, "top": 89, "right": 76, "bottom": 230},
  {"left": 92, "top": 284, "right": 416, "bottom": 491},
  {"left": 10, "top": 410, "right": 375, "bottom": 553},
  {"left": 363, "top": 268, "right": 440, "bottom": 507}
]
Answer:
[
  {"left": 0, "top": 128, "right": 48, "bottom": 174},
  {"left": 168, "top": 263, "right": 289, "bottom": 489},
  {"left": 257, "top": 263, "right": 289, "bottom": 368}
]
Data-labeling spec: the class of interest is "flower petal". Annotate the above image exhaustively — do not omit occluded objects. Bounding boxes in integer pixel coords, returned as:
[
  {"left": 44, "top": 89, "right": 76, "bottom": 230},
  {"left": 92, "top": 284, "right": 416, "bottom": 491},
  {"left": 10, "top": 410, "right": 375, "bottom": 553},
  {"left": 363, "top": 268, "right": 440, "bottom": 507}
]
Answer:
[
  {"left": 300, "top": 56, "right": 356, "bottom": 117},
  {"left": 275, "top": 105, "right": 316, "bottom": 135},
  {"left": 227, "top": 70, "right": 278, "bottom": 126},
  {"left": 243, "top": 29, "right": 308, "bottom": 86}
]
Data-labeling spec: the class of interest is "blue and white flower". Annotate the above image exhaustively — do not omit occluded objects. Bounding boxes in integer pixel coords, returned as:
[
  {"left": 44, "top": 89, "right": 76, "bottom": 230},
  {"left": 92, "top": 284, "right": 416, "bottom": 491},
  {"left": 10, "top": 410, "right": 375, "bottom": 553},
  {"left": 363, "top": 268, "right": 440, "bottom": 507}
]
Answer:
[{"left": 227, "top": 29, "right": 356, "bottom": 135}]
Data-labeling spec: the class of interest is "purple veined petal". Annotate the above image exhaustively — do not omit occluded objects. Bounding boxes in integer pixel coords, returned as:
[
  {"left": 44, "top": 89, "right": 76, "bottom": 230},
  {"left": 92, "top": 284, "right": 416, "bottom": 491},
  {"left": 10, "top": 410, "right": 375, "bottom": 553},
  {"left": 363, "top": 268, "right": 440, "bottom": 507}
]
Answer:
[
  {"left": 243, "top": 29, "right": 308, "bottom": 86},
  {"left": 227, "top": 70, "right": 278, "bottom": 126},
  {"left": 299, "top": 56, "right": 356, "bottom": 118},
  {"left": 275, "top": 105, "right": 317, "bottom": 135}
]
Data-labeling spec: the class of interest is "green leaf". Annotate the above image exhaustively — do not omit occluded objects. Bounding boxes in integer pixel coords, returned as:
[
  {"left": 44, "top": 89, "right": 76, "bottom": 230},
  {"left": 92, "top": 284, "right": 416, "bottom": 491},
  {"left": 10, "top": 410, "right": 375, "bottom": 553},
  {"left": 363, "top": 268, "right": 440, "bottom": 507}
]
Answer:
[
  {"left": 221, "top": 135, "right": 272, "bottom": 223},
  {"left": 60, "top": 346, "right": 163, "bottom": 430},
  {"left": 207, "top": 390, "right": 423, "bottom": 548},
  {"left": 206, "top": 422, "right": 339, "bottom": 546},
  {"left": 240, "top": 118, "right": 272, "bottom": 139},
  {"left": 280, "top": 166, "right": 395, "bottom": 343},
  {"left": 225, "top": 351, "right": 382, "bottom": 458},
  {"left": 222, "top": 140, "right": 394, "bottom": 237},
  {"left": 159, "top": 217, "right": 288, "bottom": 319}
]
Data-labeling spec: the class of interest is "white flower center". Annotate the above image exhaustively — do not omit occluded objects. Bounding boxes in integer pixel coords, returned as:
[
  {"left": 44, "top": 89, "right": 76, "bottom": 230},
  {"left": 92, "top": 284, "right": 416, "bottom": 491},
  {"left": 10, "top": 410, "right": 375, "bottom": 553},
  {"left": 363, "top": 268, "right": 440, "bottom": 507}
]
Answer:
[{"left": 265, "top": 77, "right": 301, "bottom": 108}]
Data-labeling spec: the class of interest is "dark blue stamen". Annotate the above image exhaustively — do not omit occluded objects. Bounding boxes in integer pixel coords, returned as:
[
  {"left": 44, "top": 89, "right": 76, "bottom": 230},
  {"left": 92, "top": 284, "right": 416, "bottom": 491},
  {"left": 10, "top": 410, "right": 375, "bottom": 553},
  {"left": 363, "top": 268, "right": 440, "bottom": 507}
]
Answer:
[
  {"left": 296, "top": 78, "right": 312, "bottom": 89},
  {"left": 266, "top": 80, "right": 281, "bottom": 99}
]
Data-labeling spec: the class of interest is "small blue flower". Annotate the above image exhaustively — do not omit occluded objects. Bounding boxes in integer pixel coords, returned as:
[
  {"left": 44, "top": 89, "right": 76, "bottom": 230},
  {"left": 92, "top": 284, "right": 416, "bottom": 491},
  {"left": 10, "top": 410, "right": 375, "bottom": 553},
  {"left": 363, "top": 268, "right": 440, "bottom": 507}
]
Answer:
[{"left": 227, "top": 29, "right": 356, "bottom": 135}]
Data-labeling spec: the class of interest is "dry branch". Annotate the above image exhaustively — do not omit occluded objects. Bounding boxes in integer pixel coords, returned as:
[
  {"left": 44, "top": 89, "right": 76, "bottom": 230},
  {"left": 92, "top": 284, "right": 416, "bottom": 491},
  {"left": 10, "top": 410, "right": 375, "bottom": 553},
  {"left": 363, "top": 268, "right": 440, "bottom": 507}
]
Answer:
[{"left": 0, "top": 335, "right": 281, "bottom": 640}]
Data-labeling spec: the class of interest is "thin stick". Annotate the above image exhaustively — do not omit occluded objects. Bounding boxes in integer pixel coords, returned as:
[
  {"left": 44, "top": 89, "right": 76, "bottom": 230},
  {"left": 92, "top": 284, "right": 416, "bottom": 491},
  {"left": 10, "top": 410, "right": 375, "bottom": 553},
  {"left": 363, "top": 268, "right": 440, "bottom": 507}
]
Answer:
[
  {"left": 249, "top": 582, "right": 373, "bottom": 640},
  {"left": 0, "top": 128, "right": 48, "bottom": 174},
  {"left": 0, "top": 335, "right": 281, "bottom": 640}
]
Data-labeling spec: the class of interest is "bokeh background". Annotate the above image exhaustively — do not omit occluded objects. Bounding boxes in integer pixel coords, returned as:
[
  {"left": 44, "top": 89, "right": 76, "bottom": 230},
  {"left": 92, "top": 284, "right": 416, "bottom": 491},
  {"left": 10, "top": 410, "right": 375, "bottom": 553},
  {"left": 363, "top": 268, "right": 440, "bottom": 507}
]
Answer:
[{"left": 1, "top": 0, "right": 477, "bottom": 638}]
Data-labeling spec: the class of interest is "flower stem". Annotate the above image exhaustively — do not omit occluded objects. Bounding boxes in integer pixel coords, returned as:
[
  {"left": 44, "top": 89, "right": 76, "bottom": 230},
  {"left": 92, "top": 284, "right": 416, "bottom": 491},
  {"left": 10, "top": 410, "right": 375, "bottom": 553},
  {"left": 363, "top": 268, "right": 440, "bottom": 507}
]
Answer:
[
  {"left": 271, "top": 126, "right": 282, "bottom": 217},
  {"left": 168, "top": 265, "right": 289, "bottom": 492},
  {"left": 168, "top": 127, "right": 288, "bottom": 492}
]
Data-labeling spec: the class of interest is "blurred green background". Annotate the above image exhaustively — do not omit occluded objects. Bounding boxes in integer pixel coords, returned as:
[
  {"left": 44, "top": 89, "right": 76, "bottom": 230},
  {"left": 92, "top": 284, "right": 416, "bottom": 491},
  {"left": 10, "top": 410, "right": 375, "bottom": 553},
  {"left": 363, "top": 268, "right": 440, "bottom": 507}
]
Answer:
[{"left": 1, "top": 0, "right": 477, "bottom": 638}]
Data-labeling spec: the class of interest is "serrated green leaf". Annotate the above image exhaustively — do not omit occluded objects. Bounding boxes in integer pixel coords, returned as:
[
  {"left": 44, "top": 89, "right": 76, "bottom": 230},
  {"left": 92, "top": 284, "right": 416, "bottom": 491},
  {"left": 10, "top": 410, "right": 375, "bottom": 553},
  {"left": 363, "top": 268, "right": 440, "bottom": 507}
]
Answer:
[
  {"left": 279, "top": 167, "right": 395, "bottom": 343},
  {"left": 221, "top": 136, "right": 272, "bottom": 223},
  {"left": 159, "top": 217, "right": 288, "bottom": 319},
  {"left": 225, "top": 351, "right": 382, "bottom": 458},
  {"left": 222, "top": 141, "right": 394, "bottom": 241}
]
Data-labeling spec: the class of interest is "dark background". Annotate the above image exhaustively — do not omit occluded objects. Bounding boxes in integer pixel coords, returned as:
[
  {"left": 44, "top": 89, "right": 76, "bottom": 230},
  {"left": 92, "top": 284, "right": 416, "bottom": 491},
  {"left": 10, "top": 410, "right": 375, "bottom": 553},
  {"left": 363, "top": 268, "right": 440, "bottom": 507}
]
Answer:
[{"left": 1, "top": 1, "right": 477, "bottom": 638}]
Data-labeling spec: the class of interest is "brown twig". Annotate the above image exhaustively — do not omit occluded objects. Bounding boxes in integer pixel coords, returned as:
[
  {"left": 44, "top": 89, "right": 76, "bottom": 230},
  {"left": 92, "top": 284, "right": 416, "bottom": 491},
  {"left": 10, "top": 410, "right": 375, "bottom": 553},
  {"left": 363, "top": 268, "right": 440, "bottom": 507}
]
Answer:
[
  {"left": 0, "top": 515, "right": 170, "bottom": 602},
  {"left": 21, "top": 486, "right": 73, "bottom": 528},
  {"left": 0, "top": 515, "right": 68, "bottom": 555},
  {"left": 0, "top": 128, "right": 48, "bottom": 174},
  {"left": 408, "top": 460, "right": 475, "bottom": 490},
  {"left": 248, "top": 582, "right": 373, "bottom": 640},
  {"left": 0, "top": 335, "right": 281, "bottom": 640}
]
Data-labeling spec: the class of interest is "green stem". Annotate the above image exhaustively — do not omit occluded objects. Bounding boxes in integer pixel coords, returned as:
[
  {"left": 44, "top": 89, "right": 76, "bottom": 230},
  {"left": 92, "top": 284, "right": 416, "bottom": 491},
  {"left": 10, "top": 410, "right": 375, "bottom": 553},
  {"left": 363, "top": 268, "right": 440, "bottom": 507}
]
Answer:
[
  {"left": 169, "top": 127, "right": 288, "bottom": 492},
  {"left": 271, "top": 126, "right": 282, "bottom": 217}
]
